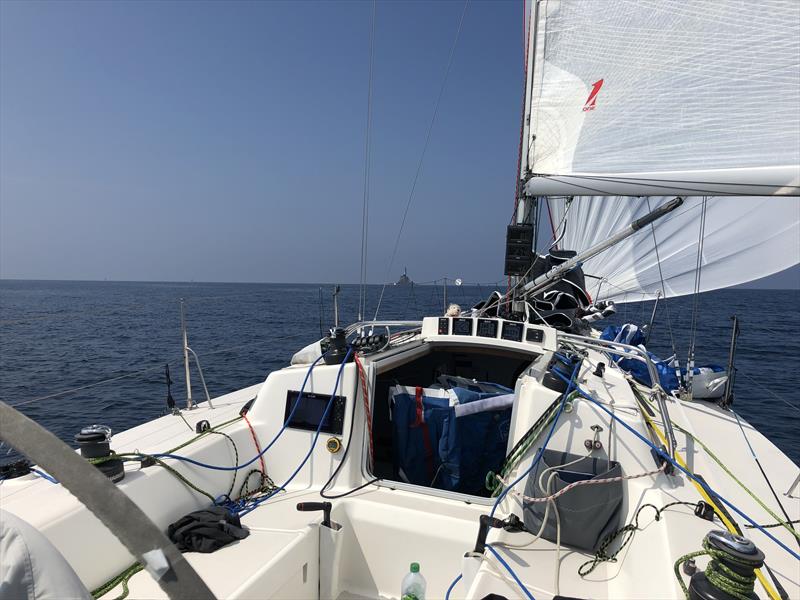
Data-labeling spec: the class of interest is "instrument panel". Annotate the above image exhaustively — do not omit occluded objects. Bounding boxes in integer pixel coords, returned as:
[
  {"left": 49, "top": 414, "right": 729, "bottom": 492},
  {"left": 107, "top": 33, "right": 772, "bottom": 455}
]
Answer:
[{"left": 426, "top": 316, "right": 548, "bottom": 349}]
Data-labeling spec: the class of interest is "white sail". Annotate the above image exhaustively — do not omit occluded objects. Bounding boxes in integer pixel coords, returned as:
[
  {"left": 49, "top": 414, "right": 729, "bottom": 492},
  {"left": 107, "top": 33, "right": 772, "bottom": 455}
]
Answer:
[
  {"left": 521, "top": 0, "right": 800, "bottom": 196},
  {"left": 547, "top": 196, "right": 800, "bottom": 302}
]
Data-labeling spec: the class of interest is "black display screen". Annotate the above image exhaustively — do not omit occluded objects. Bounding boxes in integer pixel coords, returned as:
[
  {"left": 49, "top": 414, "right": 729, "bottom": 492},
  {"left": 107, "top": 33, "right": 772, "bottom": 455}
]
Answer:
[
  {"left": 501, "top": 321, "right": 524, "bottom": 342},
  {"left": 477, "top": 319, "right": 498, "bottom": 338},
  {"left": 438, "top": 318, "right": 450, "bottom": 335},
  {"left": 452, "top": 318, "right": 473, "bottom": 336},
  {"left": 526, "top": 328, "right": 544, "bottom": 343},
  {"left": 284, "top": 391, "right": 345, "bottom": 435}
]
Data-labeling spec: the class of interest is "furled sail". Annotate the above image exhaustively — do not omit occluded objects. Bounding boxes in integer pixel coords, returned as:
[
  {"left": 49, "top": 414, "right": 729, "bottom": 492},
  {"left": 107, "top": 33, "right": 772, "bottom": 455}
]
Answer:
[
  {"left": 547, "top": 196, "right": 800, "bottom": 302},
  {"left": 521, "top": 0, "right": 800, "bottom": 196}
]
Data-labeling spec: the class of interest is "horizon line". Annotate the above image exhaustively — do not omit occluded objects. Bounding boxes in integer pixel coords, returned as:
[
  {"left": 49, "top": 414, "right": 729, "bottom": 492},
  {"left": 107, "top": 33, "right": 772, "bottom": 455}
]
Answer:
[{"left": 0, "top": 276, "right": 797, "bottom": 292}]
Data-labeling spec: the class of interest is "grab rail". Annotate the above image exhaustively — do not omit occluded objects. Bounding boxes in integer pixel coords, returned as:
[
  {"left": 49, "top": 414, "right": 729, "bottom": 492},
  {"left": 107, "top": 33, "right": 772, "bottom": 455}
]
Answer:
[
  {"left": 557, "top": 332, "right": 678, "bottom": 460},
  {"left": 344, "top": 320, "right": 422, "bottom": 335}
]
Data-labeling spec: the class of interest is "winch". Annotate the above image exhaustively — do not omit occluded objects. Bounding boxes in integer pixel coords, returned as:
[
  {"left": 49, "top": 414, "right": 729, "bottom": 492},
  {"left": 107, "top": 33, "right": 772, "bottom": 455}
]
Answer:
[{"left": 75, "top": 424, "right": 125, "bottom": 483}]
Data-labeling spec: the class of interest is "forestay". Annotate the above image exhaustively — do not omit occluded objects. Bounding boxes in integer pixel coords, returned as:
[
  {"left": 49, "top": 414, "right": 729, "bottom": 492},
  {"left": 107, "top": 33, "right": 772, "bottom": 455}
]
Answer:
[
  {"left": 547, "top": 196, "right": 800, "bottom": 302},
  {"left": 520, "top": 0, "right": 800, "bottom": 196}
]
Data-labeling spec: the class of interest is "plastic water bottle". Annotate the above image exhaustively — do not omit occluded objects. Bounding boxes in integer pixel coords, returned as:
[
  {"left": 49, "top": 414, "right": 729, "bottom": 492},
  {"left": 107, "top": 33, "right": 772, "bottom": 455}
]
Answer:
[{"left": 401, "top": 562, "right": 426, "bottom": 600}]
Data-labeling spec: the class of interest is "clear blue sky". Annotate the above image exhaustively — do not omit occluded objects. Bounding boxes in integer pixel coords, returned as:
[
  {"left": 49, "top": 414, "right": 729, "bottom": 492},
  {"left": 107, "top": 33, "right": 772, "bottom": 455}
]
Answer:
[{"left": 1, "top": 0, "right": 797, "bottom": 287}]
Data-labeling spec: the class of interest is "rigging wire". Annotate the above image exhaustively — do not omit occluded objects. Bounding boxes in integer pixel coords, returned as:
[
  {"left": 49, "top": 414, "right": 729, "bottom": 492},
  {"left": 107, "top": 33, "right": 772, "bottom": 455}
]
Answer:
[
  {"left": 685, "top": 196, "right": 708, "bottom": 394},
  {"left": 5, "top": 331, "right": 307, "bottom": 409},
  {"left": 644, "top": 196, "right": 681, "bottom": 383},
  {"left": 358, "top": 0, "right": 377, "bottom": 322},
  {"left": 373, "top": 0, "right": 469, "bottom": 320},
  {"left": 738, "top": 371, "right": 800, "bottom": 414}
]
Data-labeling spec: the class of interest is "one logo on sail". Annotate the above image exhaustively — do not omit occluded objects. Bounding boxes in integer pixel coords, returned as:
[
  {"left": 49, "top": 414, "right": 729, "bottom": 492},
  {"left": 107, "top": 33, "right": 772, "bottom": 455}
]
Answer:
[{"left": 583, "top": 79, "right": 604, "bottom": 112}]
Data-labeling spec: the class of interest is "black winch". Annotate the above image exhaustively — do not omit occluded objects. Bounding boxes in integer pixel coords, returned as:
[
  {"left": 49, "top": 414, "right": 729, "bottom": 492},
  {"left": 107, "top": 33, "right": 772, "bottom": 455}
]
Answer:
[
  {"left": 687, "top": 530, "right": 765, "bottom": 600},
  {"left": 75, "top": 424, "right": 124, "bottom": 483},
  {"left": 322, "top": 327, "right": 353, "bottom": 365}
]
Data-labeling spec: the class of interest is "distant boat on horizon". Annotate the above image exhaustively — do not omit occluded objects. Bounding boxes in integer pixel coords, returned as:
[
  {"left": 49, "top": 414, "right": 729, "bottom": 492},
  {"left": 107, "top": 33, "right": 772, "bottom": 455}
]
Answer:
[{"left": 395, "top": 267, "right": 412, "bottom": 286}]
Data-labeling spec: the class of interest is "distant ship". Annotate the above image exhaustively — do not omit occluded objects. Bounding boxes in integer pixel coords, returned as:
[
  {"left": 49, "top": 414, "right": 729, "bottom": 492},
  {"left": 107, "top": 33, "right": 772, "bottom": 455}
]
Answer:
[{"left": 395, "top": 267, "right": 412, "bottom": 286}]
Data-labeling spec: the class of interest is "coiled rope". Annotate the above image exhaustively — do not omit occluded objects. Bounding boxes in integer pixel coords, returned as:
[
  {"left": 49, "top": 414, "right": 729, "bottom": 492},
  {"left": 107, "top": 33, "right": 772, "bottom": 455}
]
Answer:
[{"left": 674, "top": 537, "right": 761, "bottom": 600}]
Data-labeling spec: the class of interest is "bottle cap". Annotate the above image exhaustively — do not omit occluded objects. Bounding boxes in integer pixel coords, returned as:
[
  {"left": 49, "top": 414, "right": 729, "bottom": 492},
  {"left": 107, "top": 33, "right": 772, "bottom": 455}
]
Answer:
[{"left": 410, "top": 562, "right": 419, "bottom": 573}]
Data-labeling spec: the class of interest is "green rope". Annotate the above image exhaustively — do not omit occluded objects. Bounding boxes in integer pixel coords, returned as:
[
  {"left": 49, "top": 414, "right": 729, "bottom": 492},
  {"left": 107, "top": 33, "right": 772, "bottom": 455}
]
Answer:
[
  {"left": 630, "top": 384, "right": 799, "bottom": 542},
  {"left": 674, "top": 537, "right": 760, "bottom": 600},
  {"left": 579, "top": 501, "right": 698, "bottom": 577},
  {"left": 91, "top": 563, "right": 143, "bottom": 600},
  {"left": 166, "top": 416, "right": 242, "bottom": 454},
  {"left": 746, "top": 519, "right": 800, "bottom": 530},
  {"left": 486, "top": 393, "right": 575, "bottom": 496},
  {"left": 237, "top": 468, "right": 277, "bottom": 500}
]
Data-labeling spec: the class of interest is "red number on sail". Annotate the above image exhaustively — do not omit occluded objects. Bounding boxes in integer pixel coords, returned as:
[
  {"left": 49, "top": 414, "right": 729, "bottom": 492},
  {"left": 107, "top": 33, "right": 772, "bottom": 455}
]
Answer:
[{"left": 583, "top": 79, "right": 604, "bottom": 112}]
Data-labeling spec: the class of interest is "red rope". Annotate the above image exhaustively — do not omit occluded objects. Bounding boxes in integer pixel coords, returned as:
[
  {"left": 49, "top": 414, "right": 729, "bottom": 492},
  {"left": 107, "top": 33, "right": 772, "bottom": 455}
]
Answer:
[
  {"left": 354, "top": 354, "right": 374, "bottom": 468},
  {"left": 242, "top": 413, "right": 267, "bottom": 477}
]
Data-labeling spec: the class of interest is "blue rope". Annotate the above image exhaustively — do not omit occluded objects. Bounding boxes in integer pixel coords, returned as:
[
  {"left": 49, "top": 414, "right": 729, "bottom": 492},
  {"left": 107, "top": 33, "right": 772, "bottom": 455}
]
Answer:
[
  {"left": 444, "top": 573, "right": 462, "bottom": 600},
  {"left": 489, "top": 359, "right": 580, "bottom": 517},
  {"left": 238, "top": 348, "right": 353, "bottom": 516},
  {"left": 31, "top": 468, "right": 58, "bottom": 484},
  {"left": 549, "top": 369, "right": 800, "bottom": 562},
  {"left": 486, "top": 544, "right": 536, "bottom": 600},
  {"left": 151, "top": 353, "right": 326, "bottom": 472}
]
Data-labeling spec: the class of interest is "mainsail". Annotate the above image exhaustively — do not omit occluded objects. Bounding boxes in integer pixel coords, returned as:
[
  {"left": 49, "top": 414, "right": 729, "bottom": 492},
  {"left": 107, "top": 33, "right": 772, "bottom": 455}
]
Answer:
[
  {"left": 547, "top": 195, "right": 800, "bottom": 302},
  {"left": 520, "top": 0, "right": 800, "bottom": 196},
  {"left": 515, "top": 0, "right": 800, "bottom": 302}
]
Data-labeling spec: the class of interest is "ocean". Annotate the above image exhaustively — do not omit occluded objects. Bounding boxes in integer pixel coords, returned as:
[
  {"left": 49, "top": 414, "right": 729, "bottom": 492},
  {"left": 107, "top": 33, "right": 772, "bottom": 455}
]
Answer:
[{"left": 0, "top": 280, "right": 797, "bottom": 465}]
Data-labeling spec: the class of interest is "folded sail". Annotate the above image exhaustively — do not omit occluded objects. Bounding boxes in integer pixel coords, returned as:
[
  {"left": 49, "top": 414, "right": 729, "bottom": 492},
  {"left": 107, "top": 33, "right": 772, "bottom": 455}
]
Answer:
[
  {"left": 522, "top": 0, "right": 800, "bottom": 196},
  {"left": 547, "top": 196, "right": 800, "bottom": 302}
]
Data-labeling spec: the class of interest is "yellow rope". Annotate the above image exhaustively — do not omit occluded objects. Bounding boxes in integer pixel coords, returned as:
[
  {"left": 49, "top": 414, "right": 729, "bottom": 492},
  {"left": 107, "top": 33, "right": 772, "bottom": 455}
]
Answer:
[{"left": 635, "top": 399, "right": 780, "bottom": 600}]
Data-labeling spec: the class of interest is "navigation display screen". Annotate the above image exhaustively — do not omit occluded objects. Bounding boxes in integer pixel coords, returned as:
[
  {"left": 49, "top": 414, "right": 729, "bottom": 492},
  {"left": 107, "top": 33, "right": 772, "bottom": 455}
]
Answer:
[
  {"left": 501, "top": 321, "right": 524, "bottom": 342},
  {"left": 284, "top": 391, "right": 344, "bottom": 434},
  {"left": 452, "top": 318, "right": 473, "bottom": 336},
  {"left": 477, "top": 319, "right": 498, "bottom": 338}
]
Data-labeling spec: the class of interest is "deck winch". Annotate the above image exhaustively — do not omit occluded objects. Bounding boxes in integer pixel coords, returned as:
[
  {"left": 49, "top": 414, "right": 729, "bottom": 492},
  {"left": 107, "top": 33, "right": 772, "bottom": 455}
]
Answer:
[
  {"left": 75, "top": 424, "right": 124, "bottom": 483},
  {"left": 679, "top": 530, "right": 765, "bottom": 600}
]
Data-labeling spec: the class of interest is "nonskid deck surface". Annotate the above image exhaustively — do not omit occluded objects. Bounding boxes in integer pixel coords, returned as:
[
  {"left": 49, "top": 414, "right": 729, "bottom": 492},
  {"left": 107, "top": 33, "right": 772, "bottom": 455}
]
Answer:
[{"left": 2, "top": 340, "right": 798, "bottom": 600}]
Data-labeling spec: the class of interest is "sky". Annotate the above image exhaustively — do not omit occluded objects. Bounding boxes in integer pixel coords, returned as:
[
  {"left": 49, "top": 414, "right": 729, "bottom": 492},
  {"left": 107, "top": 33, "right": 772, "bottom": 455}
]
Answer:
[{"left": 1, "top": 0, "right": 797, "bottom": 288}]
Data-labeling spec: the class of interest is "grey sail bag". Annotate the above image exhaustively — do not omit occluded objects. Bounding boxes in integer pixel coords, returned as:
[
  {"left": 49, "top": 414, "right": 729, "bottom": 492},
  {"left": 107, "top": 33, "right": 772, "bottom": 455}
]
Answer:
[{"left": 522, "top": 449, "right": 623, "bottom": 552}]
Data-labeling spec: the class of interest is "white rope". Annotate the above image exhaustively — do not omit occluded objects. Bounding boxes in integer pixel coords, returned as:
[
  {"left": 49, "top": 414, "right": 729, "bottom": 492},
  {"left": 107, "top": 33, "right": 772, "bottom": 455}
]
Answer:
[{"left": 503, "top": 461, "right": 666, "bottom": 505}]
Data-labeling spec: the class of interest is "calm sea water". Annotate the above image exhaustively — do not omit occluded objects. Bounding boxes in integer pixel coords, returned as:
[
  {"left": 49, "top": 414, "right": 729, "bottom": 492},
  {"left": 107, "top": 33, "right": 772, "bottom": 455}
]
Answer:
[{"left": 0, "top": 280, "right": 797, "bottom": 465}]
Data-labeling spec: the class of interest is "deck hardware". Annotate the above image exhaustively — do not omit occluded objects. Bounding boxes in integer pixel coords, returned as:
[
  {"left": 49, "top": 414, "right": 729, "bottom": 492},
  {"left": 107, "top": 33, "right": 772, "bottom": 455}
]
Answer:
[
  {"left": 195, "top": 420, "right": 211, "bottom": 434},
  {"left": 694, "top": 501, "right": 716, "bottom": 522},
  {"left": 326, "top": 437, "right": 342, "bottom": 453},
  {"left": 296, "top": 501, "right": 334, "bottom": 529},
  {"left": 592, "top": 362, "right": 606, "bottom": 378},
  {"left": 682, "top": 558, "right": 697, "bottom": 576},
  {"left": 586, "top": 424, "right": 604, "bottom": 451}
]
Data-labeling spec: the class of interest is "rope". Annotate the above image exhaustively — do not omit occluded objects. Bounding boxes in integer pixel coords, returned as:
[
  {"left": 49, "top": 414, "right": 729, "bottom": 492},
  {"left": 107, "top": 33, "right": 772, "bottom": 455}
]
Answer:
[
  {"left": 578, "top": 501, "right": 698, "bottom": 576},
  {"left": 512, "top": 462, "right": 666, "bottom": 507},
  {"left": 358, "top": 0, "right": 376, "bottom": 321},
  {"left": 487, "top": 394, "right": 568, "bottom": 495},
  {"left": 354, "top": 354, "right": 374, "bottom": 468},
  {"left": 674, "top": 536, "right": 762, "bottom": 600},
  {"left": 242, "top": 413, "right": 267, "bottom": 479},
  {"left": 373, "top": 0, "right": 469, "bottom": 320},
  {"left": 91, "top": 563, "right": 143, "bottom": 599},
  {"left": 631, "top": 385, "right": 800, "bottom": 542}
]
